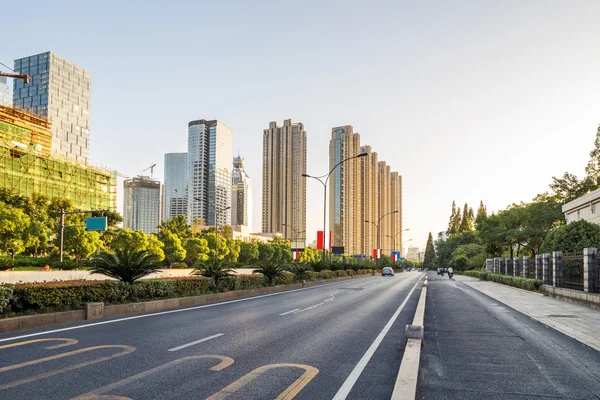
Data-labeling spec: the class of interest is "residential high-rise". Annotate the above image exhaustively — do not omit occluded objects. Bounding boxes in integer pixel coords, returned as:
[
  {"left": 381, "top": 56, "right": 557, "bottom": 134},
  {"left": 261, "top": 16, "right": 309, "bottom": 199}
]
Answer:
[
  {"left": 262, "top": 119, "right": 307, "bottom": 239},
  {"left": 123, "top": 176, "right": 162, "bottom": 234},
  {"left": 327, "top": 127, "right": 402, "bottom": 257},
  {"left": 187, "top": 119, "right": 232, "bottom": 226},
  {"left": 13, "top": 52, "right": 91, "bottom": 164},
  {"left": 163, "top": 152, "right": 188, "bottom": 221},
  {"left": 231, "top": 153, "right": 252, "bottom": 230},
  {"left": 0, "top": 77, "right": 11, "bottom": 106},
  {"left": 329, "top": 125, "right": 361, "bottom": 255}
]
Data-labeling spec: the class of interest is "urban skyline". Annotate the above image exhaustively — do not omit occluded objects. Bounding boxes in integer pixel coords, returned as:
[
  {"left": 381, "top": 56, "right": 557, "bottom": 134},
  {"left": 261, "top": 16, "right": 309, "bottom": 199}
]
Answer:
[
  {"left": 123, "top": 175, "right": 162, "bottom": 234},
  {"left": 231, "top": 153, "right": 252, "bottom": 231}
]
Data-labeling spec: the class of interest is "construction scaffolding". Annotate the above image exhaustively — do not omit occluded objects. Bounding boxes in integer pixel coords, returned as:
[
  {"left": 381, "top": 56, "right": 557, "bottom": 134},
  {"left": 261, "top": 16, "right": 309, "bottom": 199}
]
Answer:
[{"left": 0, "top": 105, "right": 116, "bottom": 210}]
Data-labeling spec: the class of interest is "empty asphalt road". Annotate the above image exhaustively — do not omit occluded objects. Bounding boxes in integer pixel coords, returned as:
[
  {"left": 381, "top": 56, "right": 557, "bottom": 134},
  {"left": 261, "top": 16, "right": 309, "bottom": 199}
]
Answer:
[{"left": 0, "top": 272, "right": 425, "bottom": 400}]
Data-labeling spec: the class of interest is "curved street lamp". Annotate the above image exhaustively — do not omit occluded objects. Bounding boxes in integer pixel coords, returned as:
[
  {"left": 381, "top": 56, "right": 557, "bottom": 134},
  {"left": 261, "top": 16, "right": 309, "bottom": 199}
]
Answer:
[
  {"left": 386, "top": 228, "right": 410, "bottom": 255},
  {"left": 303, "top": 152, "right": 368, "bottom": 263},
  {"left": 365, "top": 210, "right": 399, "bottom": 255}
]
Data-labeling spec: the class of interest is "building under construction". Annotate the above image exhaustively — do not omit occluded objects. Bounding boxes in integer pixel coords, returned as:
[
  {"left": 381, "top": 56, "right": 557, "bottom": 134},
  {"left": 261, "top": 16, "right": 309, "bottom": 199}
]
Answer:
[{"left": 0, "top": 105, "right": 116, "bottom": 210}]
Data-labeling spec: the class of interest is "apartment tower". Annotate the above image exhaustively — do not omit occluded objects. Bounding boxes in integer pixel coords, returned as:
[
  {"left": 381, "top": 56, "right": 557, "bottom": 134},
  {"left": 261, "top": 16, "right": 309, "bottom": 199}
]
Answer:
[
  {"left": 329, "top": 125, "right": 362, "bottom": 255},
  {"left": 262, "top": 119, "right": 307, "bottom": 239},
  {"left": 163, "top": 152, "right": 188, "bottom": 221},
  {"left": 13, "top": 52, "right": 91, "bottom": 164},
  {"left": 187, "top": 120, "right": 232, "bottom": 226},
  {"left": 231, "top": 153, "right": 252, "bottom": 230},
  {"left": 358, "top": 145, "right": 379, "bottom": 255}
]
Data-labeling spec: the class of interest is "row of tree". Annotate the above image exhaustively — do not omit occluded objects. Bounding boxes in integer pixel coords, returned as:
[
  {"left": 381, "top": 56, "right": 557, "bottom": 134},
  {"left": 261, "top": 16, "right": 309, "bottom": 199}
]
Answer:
[{"left": 434, "top": 125, "right": 600, "bottom": 270}]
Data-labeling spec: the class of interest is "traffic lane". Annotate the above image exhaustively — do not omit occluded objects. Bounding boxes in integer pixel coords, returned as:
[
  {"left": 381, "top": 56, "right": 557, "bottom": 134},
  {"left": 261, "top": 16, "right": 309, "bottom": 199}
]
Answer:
[
  {"left": 0, "top": 273, "right": 423, "bottom": 399},
  {"left": 418, "top": 273, "right": 600, "bottom": 399}
]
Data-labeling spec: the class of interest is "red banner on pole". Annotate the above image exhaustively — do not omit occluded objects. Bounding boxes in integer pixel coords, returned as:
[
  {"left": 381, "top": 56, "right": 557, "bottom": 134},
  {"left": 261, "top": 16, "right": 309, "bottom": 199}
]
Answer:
[
  {"left": 317, "top": 231, "right": 324, "bottom": 250},
  {"left": 372, "top": 249, "right": 381, "bottom": 259}
]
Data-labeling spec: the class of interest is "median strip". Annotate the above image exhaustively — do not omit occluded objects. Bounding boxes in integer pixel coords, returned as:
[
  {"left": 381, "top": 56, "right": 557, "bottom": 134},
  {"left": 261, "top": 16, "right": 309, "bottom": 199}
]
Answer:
[{"left": 391, "top": 280, "right": 428, "bottom": 400}]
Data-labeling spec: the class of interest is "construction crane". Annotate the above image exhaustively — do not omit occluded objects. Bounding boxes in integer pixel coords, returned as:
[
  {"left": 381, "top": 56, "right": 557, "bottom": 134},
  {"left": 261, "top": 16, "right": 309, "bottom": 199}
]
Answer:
[
  {"left": 0, "top": 61, "right": 29, "bottom": 83},
  {"left": 141, "top": 163, "right": 157, "bottom": 179}
]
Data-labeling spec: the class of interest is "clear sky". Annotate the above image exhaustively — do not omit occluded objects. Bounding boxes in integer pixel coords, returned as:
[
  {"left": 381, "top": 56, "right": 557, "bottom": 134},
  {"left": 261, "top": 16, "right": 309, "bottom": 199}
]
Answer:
[{"left": 2, "top": 0, "right": 600, "bottom": 250}]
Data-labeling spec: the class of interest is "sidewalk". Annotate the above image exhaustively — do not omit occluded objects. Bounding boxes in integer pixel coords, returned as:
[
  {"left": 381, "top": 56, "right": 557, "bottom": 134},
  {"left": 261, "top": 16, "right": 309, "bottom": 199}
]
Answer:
[{"left": 455, "top": 275, "right": 600, "bottom": 352}]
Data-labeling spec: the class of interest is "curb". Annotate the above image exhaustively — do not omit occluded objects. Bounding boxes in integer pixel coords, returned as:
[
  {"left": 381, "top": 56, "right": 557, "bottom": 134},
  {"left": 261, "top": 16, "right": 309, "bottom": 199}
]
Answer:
[
  {"left": 391, "top": 279, "right": 427, "bottom": 400},
  {"left": 0, "top": 275, "right": 371, "bottom": 334}
]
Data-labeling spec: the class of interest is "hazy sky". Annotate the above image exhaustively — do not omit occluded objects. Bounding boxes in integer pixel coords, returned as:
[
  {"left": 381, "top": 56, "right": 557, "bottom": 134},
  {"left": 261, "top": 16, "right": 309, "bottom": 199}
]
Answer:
[{"left": 3, "top": 0, "right": 600, "bottom": 250}]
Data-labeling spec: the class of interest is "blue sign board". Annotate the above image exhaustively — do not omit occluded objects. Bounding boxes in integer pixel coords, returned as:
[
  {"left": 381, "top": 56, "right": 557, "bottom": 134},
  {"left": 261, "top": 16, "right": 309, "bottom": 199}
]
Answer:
[{"left": 86, "top": 217, "right": 107, "bottom": 231}]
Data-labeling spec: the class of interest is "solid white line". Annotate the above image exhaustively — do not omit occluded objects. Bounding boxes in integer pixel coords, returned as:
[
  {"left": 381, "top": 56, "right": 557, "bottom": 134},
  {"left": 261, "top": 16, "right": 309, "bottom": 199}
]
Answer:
[
  {"left": 279, "top": 309, "right": 300, "bottom": 316},
  {"left": 168, "top": 333, "right": 224, "bottom": 351},
  {"left": 0, "top": 278, "right": 371, "bottom": 343},
  {"left": 347, "top": 290, "right": 355, "bottom": 294},
  {"left": 332, "top": 274, "right": 424, "bottom": 400}
]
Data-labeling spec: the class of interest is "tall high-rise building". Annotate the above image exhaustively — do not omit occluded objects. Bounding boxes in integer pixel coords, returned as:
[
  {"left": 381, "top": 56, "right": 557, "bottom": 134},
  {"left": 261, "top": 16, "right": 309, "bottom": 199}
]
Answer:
[
  {"left": 358, "top": 145, "right": 379, "bottom": 255},
  {"left": 262, "top": 120, "right": 307, "bottom": 239},
  {"left": 0, "top": 77, "right": 11, "bottom": 106},
  {"left": 187, "top": 119, "right": 232, "bottom": 226},
  {"left": 231, "top": 153, "right": 252, "bottom": 230},
  {"left": 327, "top": 128, "right": 402, "bottom": 257},
  {"left": 123, "top": 176, "right": 162, "bottom": 234},
  {"left": 163, "top": 152, "right": 188, "bottom": 221},
  {"left": 13, "top": 52, "right": 91, "bottom": 164},
  {"left": 329, "top": 125, "right": 361, "bottom": 255}
]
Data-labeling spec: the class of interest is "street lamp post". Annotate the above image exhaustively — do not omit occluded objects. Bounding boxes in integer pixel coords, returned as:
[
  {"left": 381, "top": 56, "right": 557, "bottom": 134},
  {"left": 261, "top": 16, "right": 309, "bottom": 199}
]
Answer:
[
  {"left": 402, "top": 239, "right": 412, "bottom": 259},
  {"left": 386, "top": 228, "right": 410, "bottom": 255},
  {"left": 365, "top": 210, "right": 399, "bottom": 257},
  {"left": 302, "top": 152, "right": 368, "bottom": 264}
]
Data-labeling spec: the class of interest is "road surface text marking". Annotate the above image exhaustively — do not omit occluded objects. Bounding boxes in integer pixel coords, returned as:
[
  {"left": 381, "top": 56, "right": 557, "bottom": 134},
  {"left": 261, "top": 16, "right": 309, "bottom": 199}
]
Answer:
[
  {"left": 206, "top": 363, "right": 319, "bottom": 400},
  {"left": 168, "top": 334, "right": 225, "bottom": 351},
  {"left": 0, "top": 345, "right": 135, "bottom": 390},
  {"left": 332, "top": 274, "right": 424, "bottom": 400},
  {"left": 73, "top": 355, "right": 234, "bottom": 399},
  {"left": 0, "top": 338, "right": 78, "bottom": 350}
]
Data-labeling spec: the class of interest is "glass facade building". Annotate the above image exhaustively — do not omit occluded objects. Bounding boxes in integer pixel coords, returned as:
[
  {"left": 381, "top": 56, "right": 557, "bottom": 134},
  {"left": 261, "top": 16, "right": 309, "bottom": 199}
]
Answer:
[
  {"left": 13, "top": 52, "right": 91, "bottom": 164},
  {"left": 163, "top": 152, "right": 188, "bottom": 221},
  {"left": 123, "top": 176, "right": 162, "bottom": 234},
  {"left": 231, "top": 154, "right": 252, "bottom": 230},
  {"left": 187, "top": 119, "right": 232, "bottom": 226}
]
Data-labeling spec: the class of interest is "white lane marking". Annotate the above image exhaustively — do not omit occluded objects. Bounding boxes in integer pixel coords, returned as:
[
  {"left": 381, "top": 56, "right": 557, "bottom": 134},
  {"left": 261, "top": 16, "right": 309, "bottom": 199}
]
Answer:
[
  {"left": 279, "top": 309, "right": 300, "bottom": 316},
  {"left": 168, "top": 333, "right": 224, "bottom": 351},
  {"left": 347, "top": 290, "right": 355, "bottom": 294},
  {"left": 332, "top": 274, "right": 424, "bottom": 400},
  {"left": 0, "top": 278, "right": 373, "bottom": 343}
]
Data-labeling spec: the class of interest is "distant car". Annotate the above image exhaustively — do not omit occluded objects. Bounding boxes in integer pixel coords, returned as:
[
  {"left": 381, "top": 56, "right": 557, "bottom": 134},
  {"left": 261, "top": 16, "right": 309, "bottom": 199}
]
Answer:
[{"left": 382, "top": 267, "right": 394, "bottom": 276}]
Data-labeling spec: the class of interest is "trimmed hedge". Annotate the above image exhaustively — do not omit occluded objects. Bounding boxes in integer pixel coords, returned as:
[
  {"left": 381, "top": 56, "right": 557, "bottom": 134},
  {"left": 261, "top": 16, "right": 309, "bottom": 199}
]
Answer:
[
  {"left": 0, "top": 287, "right": 12, "bottom": 314},
  {"left": 460, "top": 270, "right": 544, "bottom": 292}
]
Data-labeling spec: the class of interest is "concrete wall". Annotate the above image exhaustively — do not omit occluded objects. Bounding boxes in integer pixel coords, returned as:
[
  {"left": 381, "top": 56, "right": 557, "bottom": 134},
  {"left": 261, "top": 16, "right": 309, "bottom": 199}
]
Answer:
[
  {"left": 544, "top": 285, "right": 600, "bottom": 310},
  {"left": 0, "top": 268, "right": 256, "bottom": 285},
  {"left": 562, "top": 187, "right": 600, "bottom": 224}
]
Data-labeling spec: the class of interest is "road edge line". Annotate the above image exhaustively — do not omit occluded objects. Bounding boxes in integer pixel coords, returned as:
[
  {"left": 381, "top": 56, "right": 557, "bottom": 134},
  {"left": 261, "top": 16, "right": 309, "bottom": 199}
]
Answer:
[{"left": 391, "top": 283, "right": 427, "bottom": 400}]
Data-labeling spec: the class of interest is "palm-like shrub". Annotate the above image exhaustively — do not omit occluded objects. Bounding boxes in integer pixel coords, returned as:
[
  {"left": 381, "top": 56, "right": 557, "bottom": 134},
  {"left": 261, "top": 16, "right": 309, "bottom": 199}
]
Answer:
[
  {"left": 0, "top": 258, "right": 14, "bottom": 271},
  {"left": 192, "top": 257, "right": 235, "bottom": 290},
  {"left": 286, "top": 264, "right": 313, "bottom": 281},
  {"left": 254, "top": 261, "right": 286, "bottom": 286},
  {"left": 89, "top": 250, "right": 161, "bottom": 284}
]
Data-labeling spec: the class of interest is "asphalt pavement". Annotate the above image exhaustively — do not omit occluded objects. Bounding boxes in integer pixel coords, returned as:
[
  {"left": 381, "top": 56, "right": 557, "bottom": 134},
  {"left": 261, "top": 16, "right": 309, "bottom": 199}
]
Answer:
[
  {"left": 0, "top": 272, "right": 425, "bottom": 400},
  {"left": 418, "top": 272, "right": 600, "bottom": 399}
]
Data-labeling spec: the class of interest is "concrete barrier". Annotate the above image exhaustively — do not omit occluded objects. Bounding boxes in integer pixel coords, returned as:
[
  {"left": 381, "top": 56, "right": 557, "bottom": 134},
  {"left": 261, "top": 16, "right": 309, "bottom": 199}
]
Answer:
[
  {"left": 0, "top": 274, "right": 367, "bottom": 333},
  {"left": 544, "top": 285, "right": 600, "bottom": 310}
]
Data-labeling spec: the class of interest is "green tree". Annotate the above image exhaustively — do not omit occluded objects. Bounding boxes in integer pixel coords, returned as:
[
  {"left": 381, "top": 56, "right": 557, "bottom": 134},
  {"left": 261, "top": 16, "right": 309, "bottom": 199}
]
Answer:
[
  {"left": 449, "top": 243, "right": 486, "bottom": 271},
  {"left": 238, "top": 241, "right": 259, "bottom": 264},
  {"left": 62, "top": 226, "right": 103, "bottom": 263},
  {"left": 540, "top": 220, "right": 600, "bottom": 254},
  {"left": 459, "top": 202, "right": 473, "bottom": 232},
  {"left": 224, "top": 239, "right": 240, "bottom": 262},
  {"left": 423, "top": 232, "right": 436, "bottom": 268},
  {"left": 191, "top": 257, "right": 235, "bottom": 290},
  {"left": 24, "top": 220, "right": 49, "bottom": 256},
  {"left": 0, "top": 203, "right": 31, "bottom": 261},
  {"left": 475, "top": 200, "right": 488, "bottom": 230},
  {"left": 585, "top": 124, "right": 600, "bottom": 179},
  {"left": 434, "top": 231, "right": 478, "bottom": 267},
  {"left": 158, "top": 215, "right": 191, "bottom": 241},
  {"left": 298, "top": 246, "right": 321, "bottom": 264},
  {"left": 258, "top": 242, "right": 275, "bottom": 262},
  {"left": 549, "top": 172, "right": 597, "bottom": 204},
  {"left": 89, "top": 250, "right": 161, "bottom": 284},
  {"left": 162, "top": 233, "right": 186, "bottom": 267},
  {"left": 109, "top": 229, "right": 149, "bottom": 253},
  {"left": 146, "top": 234, "right": 165, "bottom": 262},
  {"left": 447, "top": 201, "right": 459, "bottom": 235},
  {"left": 184, "top": 237, "right": 210, "bottom": 265},
  {"left": 221, "top": 225, "right": 233, "bottom": 240}
]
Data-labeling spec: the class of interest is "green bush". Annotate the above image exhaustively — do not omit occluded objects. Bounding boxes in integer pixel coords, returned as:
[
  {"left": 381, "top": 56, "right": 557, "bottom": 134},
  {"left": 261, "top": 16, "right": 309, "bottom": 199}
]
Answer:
[
  {"left": 1, "top": 256, "right": 51, "bottom": 268},
  {"left": 487, "top": 274, "right": 544, "bottom": 292},
  {"left": 335, "top": 270, "right": 347, "bottom": 278},
  {"left": 461, "top": 270, "right": 488, "bottom": 280},
  {"left": 51, "top": 259, "right": 78, "bottom": 271},
  {"left": 0, "top": 287, "right": 13, "bottom": 314},
  {"left": 0, "top": 258, "right": 13, "bottom": 271}
]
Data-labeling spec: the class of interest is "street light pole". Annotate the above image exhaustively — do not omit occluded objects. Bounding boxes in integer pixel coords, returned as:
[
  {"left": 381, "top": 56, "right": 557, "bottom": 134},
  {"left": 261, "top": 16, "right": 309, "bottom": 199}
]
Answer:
[
  {"left": 365, "top": 210, "right": 399, "bottom": 257},
  {"left": 402, "top": 239, "right": 412, "bottom": 259},
  {"left": 303, "top": 152, "right": 367, "bottom": 264}
]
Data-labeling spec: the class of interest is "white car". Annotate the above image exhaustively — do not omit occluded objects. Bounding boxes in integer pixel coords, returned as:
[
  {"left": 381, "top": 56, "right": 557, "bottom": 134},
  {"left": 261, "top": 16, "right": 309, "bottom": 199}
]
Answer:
[{"left": 382, "top": 267, "right": 395, "bottom": 276}]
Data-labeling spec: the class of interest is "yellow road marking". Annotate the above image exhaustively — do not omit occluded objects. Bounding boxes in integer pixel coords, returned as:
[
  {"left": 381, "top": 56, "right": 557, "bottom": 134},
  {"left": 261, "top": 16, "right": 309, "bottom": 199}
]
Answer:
[
  {"left": 72, "top": 397, "right": 131, "bottom": 400},
  {"left": 0, "top": 345, "right": 135, "bottom": 390},
  {"left": 206, "top": 363, "right": 319, "bottom": 400},
  {"left": 0, "top": 338, "right": 78, "bottom": 350},
  {"left": 72, "top": 355, "right": 234, "bottom": 399}
]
